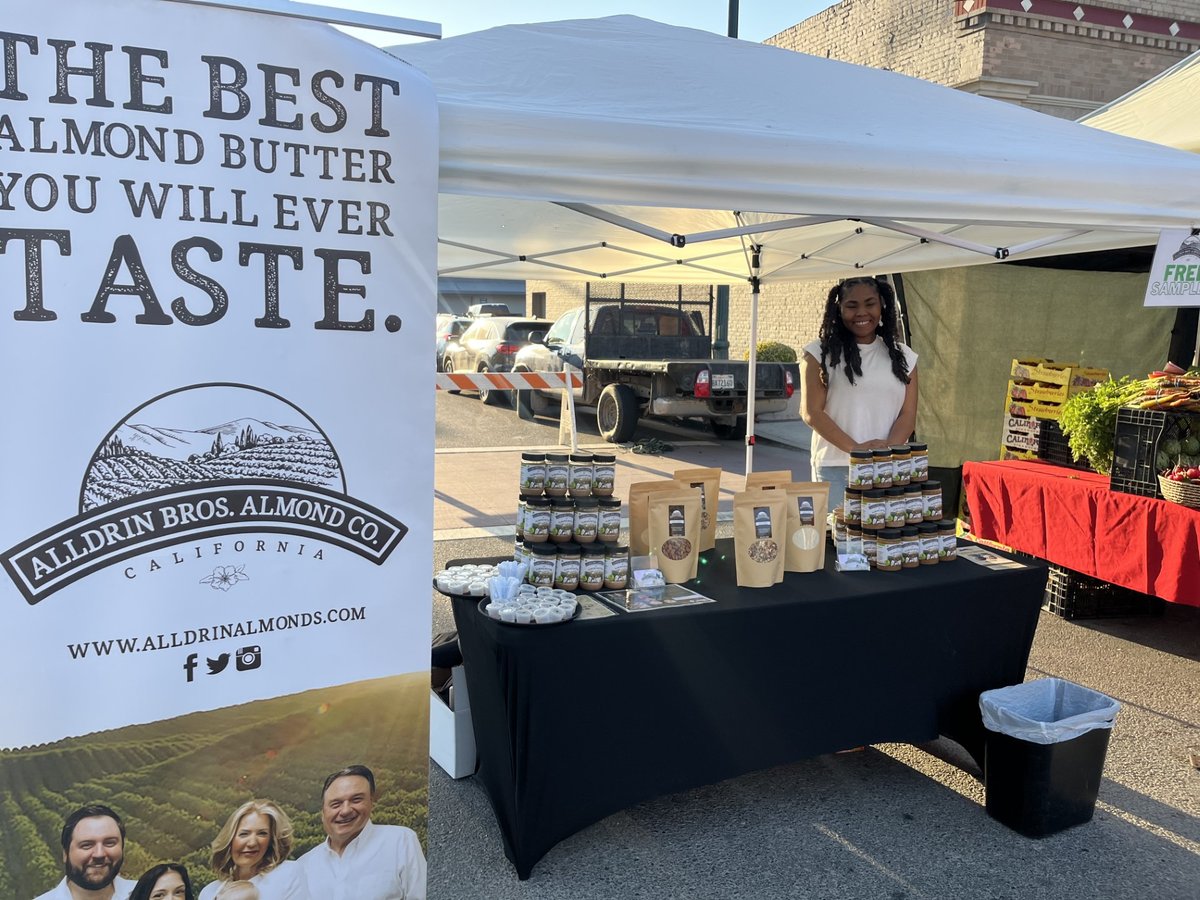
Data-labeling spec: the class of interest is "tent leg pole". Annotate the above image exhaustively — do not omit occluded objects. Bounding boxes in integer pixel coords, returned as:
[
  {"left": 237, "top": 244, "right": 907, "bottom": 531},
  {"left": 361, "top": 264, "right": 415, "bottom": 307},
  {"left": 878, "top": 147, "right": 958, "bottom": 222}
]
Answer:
[{"left": 745, "top": 248, "right": 761, "bottom": 476}]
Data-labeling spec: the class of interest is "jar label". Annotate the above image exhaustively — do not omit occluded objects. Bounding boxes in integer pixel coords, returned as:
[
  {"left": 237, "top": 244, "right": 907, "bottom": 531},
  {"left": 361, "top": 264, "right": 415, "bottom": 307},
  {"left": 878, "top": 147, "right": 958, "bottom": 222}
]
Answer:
[
  {"left": 520, "top": 464, "right": 546, "bottom": 489},
  {"left": 527, "top": 510, "right": 551, "bottom": 536},
  {"left": 530, "top": 559, "right": 555, "bottom": 586},
  {"left": 547, "top": 463, "right": 569, "bottom": 490},
  {"left": 849, "top": 462, "right": 874, "bottom": 487},
  {"left": 593, "top": 464, "right": 615, "bottom": 491}
]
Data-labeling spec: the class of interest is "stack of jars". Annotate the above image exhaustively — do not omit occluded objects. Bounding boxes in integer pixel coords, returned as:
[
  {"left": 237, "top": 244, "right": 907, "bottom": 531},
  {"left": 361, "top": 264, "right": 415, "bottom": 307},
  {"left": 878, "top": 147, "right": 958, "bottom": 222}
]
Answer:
[
  {"left": 840, "top": 441, "right": 957, "bottom": 570},
  {"left": 872, "top": 520, "right": 958, "bottom": 571},
  {"left": 514, "top": 451, "right": 628, "bottom": 591}
]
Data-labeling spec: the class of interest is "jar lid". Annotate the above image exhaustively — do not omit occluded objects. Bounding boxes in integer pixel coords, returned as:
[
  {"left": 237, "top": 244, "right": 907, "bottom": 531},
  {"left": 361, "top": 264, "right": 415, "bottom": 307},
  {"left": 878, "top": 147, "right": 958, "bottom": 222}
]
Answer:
[
  {"left": 521, "top": 452, "right": 546, "bottom": 461},
  {"left": 526, "top": 496, "right": 551, "bottom": 507},
  {"left": 845, "top": 485, "right": 862, "bottom": 495},
  {"left": 889, "top": 445, "right": 911, "bottom": 454},
  {"left": 592, "top": 453, "right": 616, "bottom": 463},
  {"left": 581, "top": 543, "right": 608, "bottom": 555},
  {"left": 917, "top": 522, "right": 939, "bottom": 533},
  {"left": 863, "top": 489, "right": 884, "bottom": 498},
  {"left": 557, "top": 542, "right": 581, "bottom": 554},
  {"left": 885, "top": 486, "right": 905, "bottom": 496},
  {"left": 878, "top": 528, "right": 901, "bottom": 538},
  {"left": 922, "top": 480, "right": 941, "bottom": 489},
  {"left": 850, "top": 450, "right": 874, "bottom": 459},
  {"left": 550, "top": 498, "right": 574, "bottom": 508},
  {"left": 599, "top": 497, "right": 622, "bottom": 507},
  {"left": 609, "top": 545, "right": 629, "bottom": 554},
  {"left": 903, "top": 483, "right": 923, "bottom": 494},
  {"left": 907, "top": 442, "right": 928, "bottom": 451},
  {"left": 545, "top": 452, "right": 569, "bottom": 461},
  {"left": 570, "top": 453, "right": 593, "bottom": 463},
  {"left": 574, "top": 497, "right": 599, "bottom": 508},
  {"left": 871, "top": 449, "right": 892, "bottom": 458},
  {"left": 847, "top": 524, "right": 863, "bottom": 534},
  {"left": 938, "top": 519, "right": 956, "bottom": 529},
  {"left": 529, "top": 543, "right": 559, "bottom": 555},
  {"left": 900, "top": 525, "right": 918, "bottom": 536}
]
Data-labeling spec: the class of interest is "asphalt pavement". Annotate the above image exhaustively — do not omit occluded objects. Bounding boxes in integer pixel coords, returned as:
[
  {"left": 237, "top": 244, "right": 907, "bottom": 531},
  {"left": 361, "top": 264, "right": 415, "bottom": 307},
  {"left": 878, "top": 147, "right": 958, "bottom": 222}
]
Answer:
[{"left": 426, "top": 393, "right": 1200, "bottom": 899}]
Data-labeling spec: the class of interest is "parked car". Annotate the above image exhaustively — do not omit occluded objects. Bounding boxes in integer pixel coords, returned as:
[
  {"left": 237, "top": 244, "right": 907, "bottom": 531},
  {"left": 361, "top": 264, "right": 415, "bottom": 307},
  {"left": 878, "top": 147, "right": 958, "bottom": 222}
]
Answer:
[
  {"left": 442, "top": 316, "right": 549, "bottom": 405},
  {"left": 467, "top": 302, "right": 513, "bottom": 317},
  {"left": 436, "top": 314, "right": 471, "bottom": 372}
]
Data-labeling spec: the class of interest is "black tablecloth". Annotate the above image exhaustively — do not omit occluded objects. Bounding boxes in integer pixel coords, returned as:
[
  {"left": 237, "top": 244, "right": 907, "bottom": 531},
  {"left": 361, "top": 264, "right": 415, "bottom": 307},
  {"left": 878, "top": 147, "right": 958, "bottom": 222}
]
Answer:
[{"left": 447, "top": 539, "right": 1045, "bottom": 879}]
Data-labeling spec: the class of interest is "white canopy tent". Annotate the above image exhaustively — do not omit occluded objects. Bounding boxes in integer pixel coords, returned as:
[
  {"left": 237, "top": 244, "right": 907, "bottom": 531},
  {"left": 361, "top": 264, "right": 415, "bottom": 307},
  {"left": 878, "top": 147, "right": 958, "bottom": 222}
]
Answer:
[
  {"left": 1081, "top": 48, "right": 1200, "bottom": 152},
  {"left": 391, "top": 16, "right": 1200, "bottom": 468}
]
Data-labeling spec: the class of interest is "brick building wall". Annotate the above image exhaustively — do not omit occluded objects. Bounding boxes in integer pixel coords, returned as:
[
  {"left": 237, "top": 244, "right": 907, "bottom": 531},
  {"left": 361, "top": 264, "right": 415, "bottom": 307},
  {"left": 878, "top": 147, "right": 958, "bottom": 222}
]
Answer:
[{"left": 767, "top": 0, "right": 1200, "bottom": 119}]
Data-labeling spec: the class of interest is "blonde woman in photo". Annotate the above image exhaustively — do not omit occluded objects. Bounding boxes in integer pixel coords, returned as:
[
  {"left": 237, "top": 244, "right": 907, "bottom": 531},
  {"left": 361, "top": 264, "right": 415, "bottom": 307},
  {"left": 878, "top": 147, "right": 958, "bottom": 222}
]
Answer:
[
  {"left": 214, "top": 882, "right": 259, "bottom": 900},
  {"left": 197, "top": 800, "right": 310, "bottom": 900}
]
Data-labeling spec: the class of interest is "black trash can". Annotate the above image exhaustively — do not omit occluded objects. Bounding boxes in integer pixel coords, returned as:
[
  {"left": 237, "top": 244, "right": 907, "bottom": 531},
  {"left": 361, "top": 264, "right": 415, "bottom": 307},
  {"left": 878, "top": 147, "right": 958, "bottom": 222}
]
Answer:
[{"left": 980, "top": 678, "right": 1120, "bottom": 838}]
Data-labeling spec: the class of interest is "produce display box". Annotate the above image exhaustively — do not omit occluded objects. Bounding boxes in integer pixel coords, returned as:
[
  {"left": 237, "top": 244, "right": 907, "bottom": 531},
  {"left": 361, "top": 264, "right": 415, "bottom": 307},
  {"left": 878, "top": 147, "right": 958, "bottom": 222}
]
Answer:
[
  {"left": 1002, "top": 429, "right": 1040, "bottom": 452},
  {"left": 1010, "top": 359, "right": 1109, "bottom": 389},
  {"left": 1008, "top": 398, "right": 1064, "bottom": 421},
  {"left": 1109, "top": 407, "right": 1200, "bottom": 499},
  {"left": 1008, "top": 379, "right": 1074, "bottom": 404},
  {"left": 1037, "top": 419, "right": 1092, "bottom": 472},
  {"left": 999, "top": 445, "right": 1039, "bottom": 462},
  {"left": 1042, "top": 564, "right": 1165, "bottom": 620}
]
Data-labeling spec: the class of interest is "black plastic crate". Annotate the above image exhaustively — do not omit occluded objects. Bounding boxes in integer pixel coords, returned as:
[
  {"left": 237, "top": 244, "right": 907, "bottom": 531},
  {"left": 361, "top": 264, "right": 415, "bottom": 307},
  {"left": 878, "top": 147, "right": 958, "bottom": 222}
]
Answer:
[
  {"left": 1108, "top": 407, "right": 1200, "bottom": 499},
  {"left": 1037, "top": 420, "right": 1092, "bottom": 472},
  {"left": 1042, "top": 564, "right": 1165, "bottom": 620}
]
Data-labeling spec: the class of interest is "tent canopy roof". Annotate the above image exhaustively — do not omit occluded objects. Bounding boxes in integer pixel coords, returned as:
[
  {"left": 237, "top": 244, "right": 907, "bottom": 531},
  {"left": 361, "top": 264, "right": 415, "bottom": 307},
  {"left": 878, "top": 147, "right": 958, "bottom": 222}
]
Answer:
[
  {"left": 1081, "top": 48, "right": 1200, "bottom": 152},
  {"left": 393, "top": 16, "right": 1200, "bottom": 283}
]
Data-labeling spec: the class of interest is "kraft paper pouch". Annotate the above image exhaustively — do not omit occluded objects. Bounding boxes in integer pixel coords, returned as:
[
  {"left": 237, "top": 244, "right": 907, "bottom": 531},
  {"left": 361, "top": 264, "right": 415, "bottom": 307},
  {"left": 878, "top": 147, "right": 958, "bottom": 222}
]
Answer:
[
  {"left": 783, "top": 482, "right": 830, "bottom": 573},
  {"left": 646, "top": 489, "right": 702, "bottom": 583},
  {"left": 629, "top": 481, "right": 685, "bottom": 556},
  {"left": 673, "top": 466, "right": 721, "bottom": 552},
  {"left": 733, "top": 490, "right": 788, "bottom": 587},
  {"left": 745, "top": 469, "right": 794, "bottom": 492}
]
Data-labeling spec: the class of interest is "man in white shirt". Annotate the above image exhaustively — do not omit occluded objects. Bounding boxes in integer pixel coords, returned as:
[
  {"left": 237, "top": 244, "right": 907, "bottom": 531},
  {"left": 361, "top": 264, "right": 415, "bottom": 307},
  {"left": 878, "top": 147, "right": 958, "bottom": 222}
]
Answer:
[
  {"left": 299, "top": 765, "right": 426, "bottom": 900},
  {"left": 34, "top": 804, "right": 135, "bottom": 900}
]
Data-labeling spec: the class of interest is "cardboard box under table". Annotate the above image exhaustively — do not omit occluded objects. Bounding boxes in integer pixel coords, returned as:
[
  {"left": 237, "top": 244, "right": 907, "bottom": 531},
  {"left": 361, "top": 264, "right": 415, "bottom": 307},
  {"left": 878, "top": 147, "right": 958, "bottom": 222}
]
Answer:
[
  {"left": 443, "top": 540, "right": 1046, "bottom": 879},
  {"left": 430, "top": 665, "right": 476, "bottom": 779}
]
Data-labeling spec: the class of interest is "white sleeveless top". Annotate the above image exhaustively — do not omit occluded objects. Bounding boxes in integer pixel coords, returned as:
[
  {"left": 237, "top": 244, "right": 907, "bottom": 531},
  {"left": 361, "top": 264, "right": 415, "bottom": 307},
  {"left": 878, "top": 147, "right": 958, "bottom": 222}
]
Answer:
[{"left": 803, "top": 336, "right": 918, "bottom": 469}]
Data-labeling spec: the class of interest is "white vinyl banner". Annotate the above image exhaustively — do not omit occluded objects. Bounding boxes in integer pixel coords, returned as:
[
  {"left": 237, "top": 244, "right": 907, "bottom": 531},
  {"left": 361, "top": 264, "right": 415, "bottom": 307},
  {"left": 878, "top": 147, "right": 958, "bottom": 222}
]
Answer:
[
  {"left": 0, "top": 1, "right": 437, "bottom": 897},
  {"left": 1144, "top": 227, "right": 1200, "bottom": 306}
]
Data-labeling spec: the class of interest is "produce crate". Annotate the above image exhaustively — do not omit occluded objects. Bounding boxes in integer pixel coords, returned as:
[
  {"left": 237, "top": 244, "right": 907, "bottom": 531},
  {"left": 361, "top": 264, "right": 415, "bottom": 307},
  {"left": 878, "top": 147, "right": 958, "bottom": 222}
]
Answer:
[
  {"left": 1008, "top": 398, "right": 1064, "bottom": 421},
  {"left": 999, "top": 446, "right": 1039, "bottom": 462},
  {"left": 1010, "top": 359, "right": 1109, "bottom": 389},
  {"left": 1109, "top": 407, "right": 1200, "bottom": 499},
  {"left": 1009, "top": 379, "right": 1073, "bottom": 404},
  {"left": 1042, "top": 565, "right": 1165, "bottom": 619},
  {"left": 1037, "top": 420, "right": 1092, "bottom": 472}
]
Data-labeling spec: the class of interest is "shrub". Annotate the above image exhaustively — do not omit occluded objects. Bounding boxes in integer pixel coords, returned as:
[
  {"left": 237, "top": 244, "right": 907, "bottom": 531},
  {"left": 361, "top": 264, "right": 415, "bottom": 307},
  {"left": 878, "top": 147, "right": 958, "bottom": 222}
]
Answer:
[{"left": 745, "top": 341, "right": 797, "bottom": 363}]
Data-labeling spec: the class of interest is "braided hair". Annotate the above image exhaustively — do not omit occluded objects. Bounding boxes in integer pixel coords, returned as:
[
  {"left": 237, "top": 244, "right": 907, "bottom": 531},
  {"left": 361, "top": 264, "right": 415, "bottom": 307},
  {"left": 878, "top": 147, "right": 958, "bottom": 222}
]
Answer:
[{"left": 817, "top": 276, "right": 911, "bottom": 387}]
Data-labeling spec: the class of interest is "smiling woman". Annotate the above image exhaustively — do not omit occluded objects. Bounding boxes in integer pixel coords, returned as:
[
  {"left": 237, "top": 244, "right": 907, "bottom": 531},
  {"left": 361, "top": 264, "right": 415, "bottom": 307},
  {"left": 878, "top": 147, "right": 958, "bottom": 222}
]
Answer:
[
  {"left": 800, "top": 276, "right": 919, "bottom": 510},
  {"left": 197, "top": 800, "right": 312, "bottom": 900}
]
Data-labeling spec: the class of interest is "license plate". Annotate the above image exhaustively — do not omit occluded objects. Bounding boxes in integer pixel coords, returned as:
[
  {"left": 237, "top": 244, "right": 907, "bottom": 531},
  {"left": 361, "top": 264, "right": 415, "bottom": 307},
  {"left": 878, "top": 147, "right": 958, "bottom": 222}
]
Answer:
[{"left": 712, "top": 373, "right": 735, "bottom": 391}]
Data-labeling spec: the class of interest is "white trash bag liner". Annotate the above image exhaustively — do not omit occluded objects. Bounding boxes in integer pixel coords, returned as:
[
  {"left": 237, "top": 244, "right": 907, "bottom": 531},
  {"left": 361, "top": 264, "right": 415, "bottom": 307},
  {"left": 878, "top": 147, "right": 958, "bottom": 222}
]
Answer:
[{"left": 980, "top": 678, "right": 1120, "bottom": 745}]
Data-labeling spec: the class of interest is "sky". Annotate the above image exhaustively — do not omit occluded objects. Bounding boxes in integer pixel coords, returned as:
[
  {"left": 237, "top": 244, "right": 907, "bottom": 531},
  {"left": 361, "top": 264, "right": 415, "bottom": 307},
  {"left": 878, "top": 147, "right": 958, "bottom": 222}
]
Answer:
[{"left": 316, "top": 1, "right": 836, "bottom": 45}]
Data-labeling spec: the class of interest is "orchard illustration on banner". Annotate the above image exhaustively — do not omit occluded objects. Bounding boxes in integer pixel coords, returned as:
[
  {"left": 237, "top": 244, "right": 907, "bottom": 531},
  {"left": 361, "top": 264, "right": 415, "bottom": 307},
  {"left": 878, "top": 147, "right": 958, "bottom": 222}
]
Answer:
[
  {"left": 4, "top": 383, "right": 408, "bottom": 605},
  {"left": 0, "top": 1, "right": 437, "bottom": 897}
]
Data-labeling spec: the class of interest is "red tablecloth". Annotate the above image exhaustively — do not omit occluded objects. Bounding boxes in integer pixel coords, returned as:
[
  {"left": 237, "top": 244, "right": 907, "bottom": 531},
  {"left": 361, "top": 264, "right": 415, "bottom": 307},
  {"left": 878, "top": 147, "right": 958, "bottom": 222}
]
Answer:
[{"left": 962, "top": 459, "right": 1200, "bottom": 607}]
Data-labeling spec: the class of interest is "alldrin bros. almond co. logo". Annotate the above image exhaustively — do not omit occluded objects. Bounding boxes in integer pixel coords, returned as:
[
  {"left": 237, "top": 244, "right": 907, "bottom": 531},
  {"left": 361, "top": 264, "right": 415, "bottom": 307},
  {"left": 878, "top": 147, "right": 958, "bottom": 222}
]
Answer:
[{"left": 2, "top": 383, "right": 407, "bottom": 604}]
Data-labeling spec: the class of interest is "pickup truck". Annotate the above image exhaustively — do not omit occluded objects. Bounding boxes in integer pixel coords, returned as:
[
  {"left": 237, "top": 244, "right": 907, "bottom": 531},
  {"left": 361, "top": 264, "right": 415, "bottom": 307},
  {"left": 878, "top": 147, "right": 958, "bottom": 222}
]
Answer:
[{"left": 511, "top": 294, "right": 798, "bottom": 442}]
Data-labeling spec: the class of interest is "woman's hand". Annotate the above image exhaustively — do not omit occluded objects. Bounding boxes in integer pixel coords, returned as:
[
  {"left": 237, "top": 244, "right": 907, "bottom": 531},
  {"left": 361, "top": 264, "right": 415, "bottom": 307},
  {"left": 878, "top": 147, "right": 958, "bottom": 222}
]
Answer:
[{"left": 853, "top": 439, "right": 891, "bottom": 450}]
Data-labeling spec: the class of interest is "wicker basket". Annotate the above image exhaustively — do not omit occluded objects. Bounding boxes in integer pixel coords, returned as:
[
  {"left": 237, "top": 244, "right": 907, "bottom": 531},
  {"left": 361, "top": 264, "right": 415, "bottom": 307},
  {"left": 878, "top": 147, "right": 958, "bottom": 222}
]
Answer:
[{"left": 1157, "top": 475, "right": 1200, "bottom": 508}]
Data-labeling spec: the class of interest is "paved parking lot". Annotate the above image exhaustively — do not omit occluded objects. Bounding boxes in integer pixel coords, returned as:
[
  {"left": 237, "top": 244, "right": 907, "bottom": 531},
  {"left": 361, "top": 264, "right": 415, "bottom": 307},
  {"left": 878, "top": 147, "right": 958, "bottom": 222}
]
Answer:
[{"left": 428, "top": 394, "right": 1200, "bottom": 899}]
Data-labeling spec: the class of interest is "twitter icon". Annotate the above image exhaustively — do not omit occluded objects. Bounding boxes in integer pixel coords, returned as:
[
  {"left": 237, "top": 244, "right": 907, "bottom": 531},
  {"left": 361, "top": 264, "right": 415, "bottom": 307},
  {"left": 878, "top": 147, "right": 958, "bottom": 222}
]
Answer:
[{"left": 206, "top": 653, "right": 230, "bottom": 675}]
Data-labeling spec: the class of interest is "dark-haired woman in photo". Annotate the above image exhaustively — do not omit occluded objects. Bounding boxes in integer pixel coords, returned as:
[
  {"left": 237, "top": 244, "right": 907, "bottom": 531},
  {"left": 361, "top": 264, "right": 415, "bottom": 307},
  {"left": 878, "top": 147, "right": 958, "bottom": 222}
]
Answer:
[
  {"left": 800, "top": 276, "right": 918, "bottom": 510},
  {"left": 129, "top": 863, "right": 194, "bottom": 900}
]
